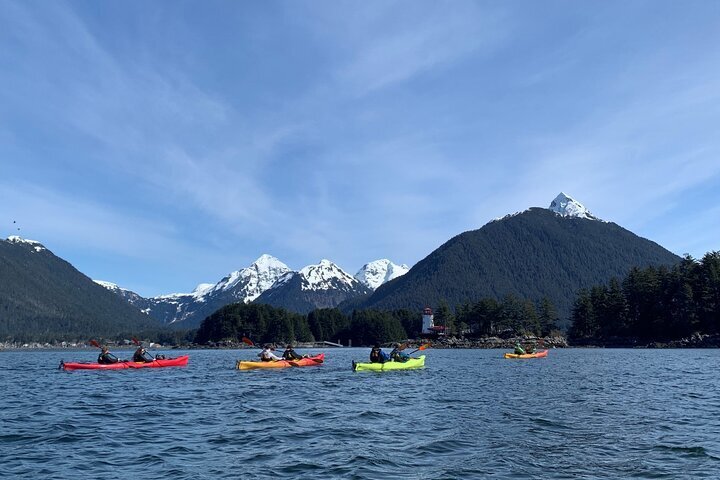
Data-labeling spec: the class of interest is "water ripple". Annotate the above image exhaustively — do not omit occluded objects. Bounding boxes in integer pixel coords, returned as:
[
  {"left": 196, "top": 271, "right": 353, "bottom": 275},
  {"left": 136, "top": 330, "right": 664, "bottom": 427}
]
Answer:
[{"left": 1, "top": 348, "right": 719, "bottom": 478}]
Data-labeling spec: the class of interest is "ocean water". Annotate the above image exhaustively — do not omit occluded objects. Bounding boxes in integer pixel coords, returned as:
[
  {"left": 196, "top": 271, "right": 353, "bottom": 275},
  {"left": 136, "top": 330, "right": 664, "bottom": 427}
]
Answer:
[{"left": 1, "top": 348, "right": 719, "bottom": 479}]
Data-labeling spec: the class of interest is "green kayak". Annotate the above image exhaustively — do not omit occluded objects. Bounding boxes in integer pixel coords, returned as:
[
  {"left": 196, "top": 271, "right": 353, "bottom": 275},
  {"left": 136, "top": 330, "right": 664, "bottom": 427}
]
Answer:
[{"left": 352, "top": 355, "right": 425, "bottom": 371}]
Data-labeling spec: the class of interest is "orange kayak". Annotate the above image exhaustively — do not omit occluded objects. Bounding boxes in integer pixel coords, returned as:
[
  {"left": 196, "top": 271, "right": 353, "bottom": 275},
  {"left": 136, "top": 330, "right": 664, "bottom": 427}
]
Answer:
[
  {"left": 236, "top": 353, "right": 324, "bottom": 370},
  {"left": 503, "top": 349, "right": 548, "bottom": 359}
]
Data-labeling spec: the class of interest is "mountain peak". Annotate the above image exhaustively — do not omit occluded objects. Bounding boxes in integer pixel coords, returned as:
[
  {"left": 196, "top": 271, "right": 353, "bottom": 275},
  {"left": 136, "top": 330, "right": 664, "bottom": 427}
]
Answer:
[
  {"left": 299, "top": 260, "right": 357, "bottom": 291},
  {"left": 6, "top": 235, "right": 46, "bottom": 252},
  {"left": 548, "top": 193, "right": 598, "bottom": 220},
  {"left": 355, "top": 259, "right": 410, "bottom": 290}
]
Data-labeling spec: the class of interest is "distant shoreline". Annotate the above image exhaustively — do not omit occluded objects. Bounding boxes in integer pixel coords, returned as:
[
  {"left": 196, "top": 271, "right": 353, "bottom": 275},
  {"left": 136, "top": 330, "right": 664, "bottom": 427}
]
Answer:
[{"left": 4, "top": 333, "right": 719, "bottom": 350}]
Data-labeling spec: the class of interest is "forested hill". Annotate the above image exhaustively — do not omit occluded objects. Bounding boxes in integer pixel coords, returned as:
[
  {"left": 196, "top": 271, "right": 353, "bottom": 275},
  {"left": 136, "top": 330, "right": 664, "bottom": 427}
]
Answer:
[
  {"left": 0, "top": 237, "right": 158, "bottom": 342},
  {"left": 361, "top": 208, "right": 681, "bottom": 322}
]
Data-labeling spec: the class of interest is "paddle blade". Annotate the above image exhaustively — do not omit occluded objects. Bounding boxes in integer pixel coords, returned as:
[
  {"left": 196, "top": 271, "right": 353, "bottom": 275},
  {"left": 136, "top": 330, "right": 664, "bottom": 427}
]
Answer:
[
  {"left": 241, "top": 337, "right": 255, "bottom": 347},
  {"left": 89, "top": 339, "right": 101, "bottom": 349},
  {"left": 418, "top": 344, "right": 430, "bottom": 351},
  {"left": 131, "top": 337, "right": 141, "bottom": 346}
]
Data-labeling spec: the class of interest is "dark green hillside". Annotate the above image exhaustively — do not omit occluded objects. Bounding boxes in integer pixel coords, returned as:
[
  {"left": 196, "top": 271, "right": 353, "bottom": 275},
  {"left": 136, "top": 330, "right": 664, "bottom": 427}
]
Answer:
[
  {"left": 0, "top": 238, "right": 158, "bottom": 342},
  {"left": 363, "top": 208, "right": 681, "bottom": 322},
  {"left": 194, "top": 303, "right": 313, "bottom": 344}
]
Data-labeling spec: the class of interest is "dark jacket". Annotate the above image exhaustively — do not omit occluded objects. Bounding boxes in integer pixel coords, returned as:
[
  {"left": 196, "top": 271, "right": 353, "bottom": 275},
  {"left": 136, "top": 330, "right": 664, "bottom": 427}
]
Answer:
[
  {"left": 98, "top": 352, "right": 119, "bottom": 364},
  {"left": 282, "top": 348, "right": 302, "bottom": 360},
  {"left": 133, "top": 349, "right": 154, "bottom": 363},
  {"left": 370, "top": 347, "right": 390, "bottom": 363}
]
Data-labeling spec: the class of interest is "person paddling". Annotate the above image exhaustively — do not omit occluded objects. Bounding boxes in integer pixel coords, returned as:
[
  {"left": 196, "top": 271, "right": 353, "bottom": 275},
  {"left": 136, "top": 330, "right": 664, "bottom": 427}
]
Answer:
[
  {"left": 258, "top": 345, "right": 283, "bottom": 362},
  {"left": 513, "top": 342, "right": 526, "bottom": 355},
  {"left": 282, "top": 344, "right": 303, "bottom": 361},
  {"left": 133, "top": 346, "right": 154, "bottom": 363},
  {"left": 98, "top": 346, "right": 121, "bottom": 364},
  {"left": 369, "top": 344, "right": 390, "bottom": 363},
  {"left": 390, "top": 343, "right": 410, "bottom": 363}
]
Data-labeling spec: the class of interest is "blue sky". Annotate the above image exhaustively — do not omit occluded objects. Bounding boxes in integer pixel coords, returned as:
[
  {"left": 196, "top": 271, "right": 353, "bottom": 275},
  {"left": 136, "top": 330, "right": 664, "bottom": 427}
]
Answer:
[{"left": 2, "top": 1, "right": 719, "bottom": 297}]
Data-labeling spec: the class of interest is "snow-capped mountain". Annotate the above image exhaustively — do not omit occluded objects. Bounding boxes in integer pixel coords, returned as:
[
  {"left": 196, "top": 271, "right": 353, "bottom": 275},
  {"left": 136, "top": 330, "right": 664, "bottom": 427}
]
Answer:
[
  {"left": 254, "top": 259, "right": 371, "bottom": 313},
  {"left": 354, "top": 259, "right": 410, "bottom": 290},
  {"left": 548, "top": 192, "right": 599, "bottom": 220},
  {"left": 98, "top": 254, "right": 291, "bottom": 327},
  {"left": 7, "top": 235, "right": 46, "bottom": 253},
  {"left": 94, "top": 280, "right": 151, "bottom": 311},
  {"left": 198, "top": 254, "right": 291, "bottom": 302}
]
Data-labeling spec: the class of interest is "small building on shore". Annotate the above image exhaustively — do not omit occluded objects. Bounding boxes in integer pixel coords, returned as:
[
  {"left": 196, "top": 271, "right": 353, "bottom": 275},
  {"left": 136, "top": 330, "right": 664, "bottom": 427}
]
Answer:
[{"left": 421, "top": 307, "right": 445, "bottom": 337}]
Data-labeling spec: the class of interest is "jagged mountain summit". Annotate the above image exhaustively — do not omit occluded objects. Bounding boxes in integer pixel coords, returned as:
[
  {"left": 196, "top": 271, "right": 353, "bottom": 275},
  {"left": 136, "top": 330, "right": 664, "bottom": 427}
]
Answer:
[
  {"left": 198, "top": 254, "right": 291, "bottom": 302},
  {"left": 98, "top": 254, "right": 291, "bottom": 328},
  {"left": 549, "top": 192, "right": 598, "bottom": 220},
  {"left": 254, "top": 259, "right": 371, "bottom": 314},
  {"left": 354, "top": 259, "right": 410, "bottom": 290},
  {"left": 101, "top": 255, "right": 408, "bottom": 324}
]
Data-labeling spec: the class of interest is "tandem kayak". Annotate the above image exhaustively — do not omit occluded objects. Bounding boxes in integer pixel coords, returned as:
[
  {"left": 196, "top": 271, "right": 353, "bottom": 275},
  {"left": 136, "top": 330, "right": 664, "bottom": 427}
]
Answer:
[
  {"left": 60, "top": 355, "right": 189, "bottom": 371},
  {"left": 236, "top": 353, "right": 325, "bottom": 370},
  {"left": 352, "top": 355, "right": 425, "bottom": 372},
  {"left": 503, "top": 350, "right": 548, "bottom": 359}
]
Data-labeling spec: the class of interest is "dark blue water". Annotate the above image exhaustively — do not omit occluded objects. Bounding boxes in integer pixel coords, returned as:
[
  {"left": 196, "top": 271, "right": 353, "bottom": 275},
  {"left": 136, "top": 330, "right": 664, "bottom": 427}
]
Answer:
[{"left": 1, "top": 348, "right": 719, "bottom": 479}]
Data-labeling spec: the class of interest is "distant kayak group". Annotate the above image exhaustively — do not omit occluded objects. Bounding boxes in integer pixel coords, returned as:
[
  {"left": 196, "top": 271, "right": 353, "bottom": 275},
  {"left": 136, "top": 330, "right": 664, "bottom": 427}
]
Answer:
[{"left": 60, "top": 337, "right": 548, "bottom": 371}]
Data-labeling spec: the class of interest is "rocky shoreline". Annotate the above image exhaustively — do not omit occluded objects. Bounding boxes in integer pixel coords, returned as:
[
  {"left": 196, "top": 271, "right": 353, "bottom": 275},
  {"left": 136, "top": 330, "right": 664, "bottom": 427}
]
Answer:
[{"left": 5, "top": 333, "right": 720, "bottom": 350}]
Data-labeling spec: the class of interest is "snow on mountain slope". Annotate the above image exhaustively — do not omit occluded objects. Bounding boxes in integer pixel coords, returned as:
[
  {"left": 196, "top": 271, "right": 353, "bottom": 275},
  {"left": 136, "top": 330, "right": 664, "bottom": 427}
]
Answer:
[
  {"left": 298, "top": 259, "right": 361, "bottom": 291},
  {"left": 97, "top": 254, "right": 291, "bottom": 325},
  {"left": 210, "top": 254, "right": 291, "bottom": 301},
  {"left": 548, "top": 192, "right": 599, "bottom": 220},
  {"left": 7, "top": 235, "right": 46, "bottom": 252},
  {"left": 355, "top": 259, "right": 410, "bottom": 290}
]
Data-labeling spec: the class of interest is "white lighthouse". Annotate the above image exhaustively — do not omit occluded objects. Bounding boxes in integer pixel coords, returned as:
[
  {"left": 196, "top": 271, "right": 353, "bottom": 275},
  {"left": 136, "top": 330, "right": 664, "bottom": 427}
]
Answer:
[{"left": 422, "top": 307, "right": 434, "bottom": 334}]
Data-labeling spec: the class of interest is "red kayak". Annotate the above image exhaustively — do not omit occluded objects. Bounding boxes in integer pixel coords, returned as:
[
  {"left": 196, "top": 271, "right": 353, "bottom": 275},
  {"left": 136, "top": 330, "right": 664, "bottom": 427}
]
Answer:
[{"left": 60, "top": 355, "right": 189, "bottom": 371}]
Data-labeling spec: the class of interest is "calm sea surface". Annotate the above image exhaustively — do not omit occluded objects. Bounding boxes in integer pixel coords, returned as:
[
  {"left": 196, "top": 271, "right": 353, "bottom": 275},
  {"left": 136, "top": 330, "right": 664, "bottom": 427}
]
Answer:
[{"left": 1, "top": 348, "right": 719, "bottom": 479}]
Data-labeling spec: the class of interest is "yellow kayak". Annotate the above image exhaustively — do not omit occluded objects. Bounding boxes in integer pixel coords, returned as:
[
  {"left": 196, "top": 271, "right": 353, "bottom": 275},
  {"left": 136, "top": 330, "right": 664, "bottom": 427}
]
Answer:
[{"left": 352, "top": 355, "right": 425, "bottom": 371}]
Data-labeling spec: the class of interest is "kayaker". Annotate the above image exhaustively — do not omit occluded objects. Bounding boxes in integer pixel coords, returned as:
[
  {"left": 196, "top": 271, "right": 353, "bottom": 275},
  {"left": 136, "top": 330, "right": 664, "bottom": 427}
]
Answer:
[
  {"left": 369, "top": 344, "right": 390, "bottom": 363},
  {"left": 282, "top": 344, "right": 303, "bottom": 361},
  {"left": 133, "top": 346, "right": 154, "bottom": 363},
  {"left": 513, "top": 342, "right": 526, "bottom": 355},
  {"left": 97, "top": 346, "right": 120, "bottom": 364},
  {"left": 258, "top": 345, "right": 283, "bottom": 362},
  {"left": 390, "top": 343, "right": 410, "bottom": 363},
  {"left": 526, "top": 344, "right": 536, "bottom": 354}
]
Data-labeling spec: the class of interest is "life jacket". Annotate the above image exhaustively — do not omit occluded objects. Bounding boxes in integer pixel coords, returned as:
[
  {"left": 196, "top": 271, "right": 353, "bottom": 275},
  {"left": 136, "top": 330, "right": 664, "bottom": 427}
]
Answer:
[
  {"left": 370, "top": 348, "right": 382, "bottom": 363},
  {"left": 98, "top": 352, "right": 118, "bottom": 364},
  {"left": 133, "top": 350, "right": 153, "bottom": 363},
  {"left": 260, "top": 350, "right": 273, "bottom": 361},
  {"left": 391, "top": 350, "right": 410, "bottom": 362},
  {"left": 283, "top": 350, "right": 301, "bottom": 360}
]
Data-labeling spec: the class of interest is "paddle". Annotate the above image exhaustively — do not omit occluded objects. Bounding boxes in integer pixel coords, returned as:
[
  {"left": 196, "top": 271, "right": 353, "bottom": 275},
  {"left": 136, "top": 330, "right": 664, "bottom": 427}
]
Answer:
[
  {"left": 408, "top": 343, "right": 431, "bottom": 355},
  {"left": 132, "top": 337, "right": 157, "bottom": 360}
]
